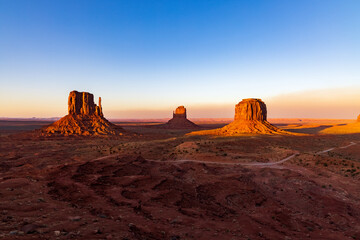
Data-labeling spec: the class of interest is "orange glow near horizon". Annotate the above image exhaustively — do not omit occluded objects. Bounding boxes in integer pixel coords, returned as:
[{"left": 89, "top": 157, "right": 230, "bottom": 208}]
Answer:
[{"left": 1, "top": 87, "right": 360, "bottom": 119}]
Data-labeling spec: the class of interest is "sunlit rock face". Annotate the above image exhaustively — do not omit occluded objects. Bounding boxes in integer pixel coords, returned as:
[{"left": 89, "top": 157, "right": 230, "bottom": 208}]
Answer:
[
  {"left": 152, "top": 106, "right": 200, "bottom": 129},
  {"left": 173, "top": 106, "right": 187, "bottom": 119},
  {"left": 234, "top": 98, "right": 267, "bottom": 121},
  {"left": 218, "top": 98, "right": 286, "bottom": 134},
  {"left": 68, "top": 91, "right": 103, "bottom": 117},
  {"left": 189, "top": 98, "right": 292, "bottom": 136},
  {"left": 357, "top": 114, "right": 360, "bottom": 122},
  {"left": 42, "top": 91, "right": 123, "bottom": 136}
]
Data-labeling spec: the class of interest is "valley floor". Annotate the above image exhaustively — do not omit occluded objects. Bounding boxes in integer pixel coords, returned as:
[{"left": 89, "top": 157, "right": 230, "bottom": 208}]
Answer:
[{"left": 0, "top": 120, "right": 360, "bottom": 239}]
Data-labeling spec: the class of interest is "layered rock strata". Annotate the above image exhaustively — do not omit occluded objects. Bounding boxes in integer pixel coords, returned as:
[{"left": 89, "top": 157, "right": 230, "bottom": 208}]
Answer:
[
  {"left": 43, "top": 91, "right": 124, "bottom": 136},
  {"left": 190, "top": 98, "right": 290, "bottom": 135}
]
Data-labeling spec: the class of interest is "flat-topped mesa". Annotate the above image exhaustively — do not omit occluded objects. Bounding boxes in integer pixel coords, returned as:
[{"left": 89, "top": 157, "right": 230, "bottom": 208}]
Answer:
[
  {"left": 151, "top": 105, "right": 200, "bottom": 129},
  {"left": 42, "top": 90, "right": 123, "bottom": 136},
  {"left": 234, "top": 98, "right": 267, "bottom": 121},
  {"left": 68, "top": 91, "right": 103, "bottom": 117},
  {"left": 173, "top": 106, "right": 187, "bottom": 119},
  {"left": 189, "top": 98, "right": 294, "bottom": 136}
]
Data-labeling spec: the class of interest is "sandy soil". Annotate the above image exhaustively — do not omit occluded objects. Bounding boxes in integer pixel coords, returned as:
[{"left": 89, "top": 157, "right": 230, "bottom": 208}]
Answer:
[{"left": 0, "top": 119, "right": 360, "bottom": 239}]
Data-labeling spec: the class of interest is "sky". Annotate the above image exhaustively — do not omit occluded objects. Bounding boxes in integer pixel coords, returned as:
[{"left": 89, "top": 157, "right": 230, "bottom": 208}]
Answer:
[{"left": 0, "top": 0, "right": 360, "bottom": 119}]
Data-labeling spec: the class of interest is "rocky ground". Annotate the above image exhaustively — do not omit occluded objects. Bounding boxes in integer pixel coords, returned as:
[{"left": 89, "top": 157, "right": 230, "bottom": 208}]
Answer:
[{"left": 0, "top": 121, "right": 360, "bottom": 239}]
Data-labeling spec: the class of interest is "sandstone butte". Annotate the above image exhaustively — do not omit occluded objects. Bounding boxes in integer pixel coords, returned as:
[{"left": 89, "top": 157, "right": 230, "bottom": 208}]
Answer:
[
  {"left": 189, "top": 98, "right": 292, "bottom": 136},
  {"left": 153, "top": 106, "right": 200, "bottom": 129},
  {"left": 43, "top": 91, "right": 124, "bottom": 136},
  {"left": 358, "top": 114, "right": 360, "bottom": 122}
]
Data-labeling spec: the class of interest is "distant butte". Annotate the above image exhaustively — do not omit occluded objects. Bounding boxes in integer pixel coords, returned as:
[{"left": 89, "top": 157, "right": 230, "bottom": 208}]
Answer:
[
  {"left": 42, "top": 91, "right": 124, "bottom": 136},
  {"left": 190, "top": 98, "right": 292, "bottom": 135},
  {"left": 153, "top": 106, "right": 200, "bottom": 129},
  {"left": 358, "top": 114, "right": 360, "bottom": 122}
]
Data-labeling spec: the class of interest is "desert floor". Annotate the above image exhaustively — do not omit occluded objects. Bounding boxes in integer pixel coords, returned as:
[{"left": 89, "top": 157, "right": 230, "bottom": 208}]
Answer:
[{"left": 0, "top": 119, "right": 359, "bottom": 240}]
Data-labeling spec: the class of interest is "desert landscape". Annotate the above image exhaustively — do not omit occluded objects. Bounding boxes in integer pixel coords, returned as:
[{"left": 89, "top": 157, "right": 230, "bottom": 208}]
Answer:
[
  {"left": 1, "top": 1, "right": 360, "bottom": 239},
  {"left": 0, "top": 91, "right": 360, "bottom": 239}
]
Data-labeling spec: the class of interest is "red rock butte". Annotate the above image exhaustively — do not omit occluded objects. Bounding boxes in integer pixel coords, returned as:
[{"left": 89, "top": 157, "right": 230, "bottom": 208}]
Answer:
[
  {"left": 68, "top": 91, "right": 103, "bottom": 117},
  {"left": 190, "top": 98, "right": 292, "bottom": 135},
  {"left": 42, "top": 91, "right": 124, "bottom": 136},
  {"left": 234, "top": 98, "right": 267, "bottom": 121},
  {"left": 357, "top": 114, "right": 360, "bottom": 122},
  {"left": 154, "top": 106, "right": 200, "bottom": 129}
]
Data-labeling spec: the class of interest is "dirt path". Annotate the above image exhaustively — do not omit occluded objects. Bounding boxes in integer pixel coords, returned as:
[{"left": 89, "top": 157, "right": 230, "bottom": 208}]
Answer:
[
  {"left": 241, "top": 153, "right": 299, "bottom": 166},
  {"left": 316, "top": 148, "right": 335, "bottom": 154},
  {"left": 161, "top": 153, "right": 300, "bottom": 167},
  {"left": 339, "top": 141, "right": 356, "bottom": 149},
  {"left": 316, "top": 141, "right": 357, "bottom": 154},
  {"left": 157, "top": 141, "right": 358, "bottom": 167},
  {"left": 90, "top": 141, "right": 358, "bottom": 167},
  {"left": 137, "top": 153, "right": 300, "bottom": 167}
]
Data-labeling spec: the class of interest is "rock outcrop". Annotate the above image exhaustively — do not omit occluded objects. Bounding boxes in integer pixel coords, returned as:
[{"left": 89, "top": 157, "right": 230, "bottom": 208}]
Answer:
[
  {"left": 173, "top": 106, "right": 187, "bottom": 118},
  {"left": 43, "top": 91, "right": 124, "bottom": 136},
  {"left": 68, "top": 91, "right": 103, "bottom": 117},
  {"left": 190, "top": 98, "right": 291, "bottom": 135},
  {"left": 234, "top": 99, "right": 267, "bottom": 121},
  {"left": 153, "top": 106, "right": 200, "bottom": 129},
  {"left": 357, "top": 114, "right": 360, "bottom": 122}
]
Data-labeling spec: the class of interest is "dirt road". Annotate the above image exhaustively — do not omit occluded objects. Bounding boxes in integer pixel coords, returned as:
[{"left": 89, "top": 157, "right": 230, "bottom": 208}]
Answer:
[{"left": 90, "top": 141, "right": 357, "bottom": 167}]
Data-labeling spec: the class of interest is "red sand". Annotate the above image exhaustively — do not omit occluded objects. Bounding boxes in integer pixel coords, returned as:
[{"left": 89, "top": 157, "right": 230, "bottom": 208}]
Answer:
[{"left": 0, "top": 120, "right": 360, "bottom": 239}]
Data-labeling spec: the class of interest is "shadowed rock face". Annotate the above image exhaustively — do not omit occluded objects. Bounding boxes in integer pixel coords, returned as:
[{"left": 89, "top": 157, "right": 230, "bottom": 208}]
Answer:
[
  {"left": 234, "top": 98, "right": 267, "bottom": 121},
  {"left": 42, "top": 91, "right": 123, "bottom": 136}
]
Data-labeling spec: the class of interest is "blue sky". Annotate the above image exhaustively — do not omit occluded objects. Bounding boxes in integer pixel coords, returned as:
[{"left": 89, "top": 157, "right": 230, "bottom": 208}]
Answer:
[{"left": 1, "top": 0, "right": 360, "bottom": 118}]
